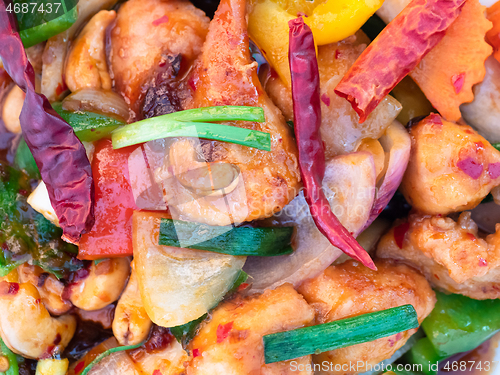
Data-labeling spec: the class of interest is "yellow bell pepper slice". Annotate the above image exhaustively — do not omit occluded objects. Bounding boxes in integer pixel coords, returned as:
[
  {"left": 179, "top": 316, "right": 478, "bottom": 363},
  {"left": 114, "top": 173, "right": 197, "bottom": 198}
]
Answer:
[
  {"left": 248, "top": 1, "right": 295, "bottom": 86},
  {"left": 248, "top": 0, "right": 384, "bottom": 85}
]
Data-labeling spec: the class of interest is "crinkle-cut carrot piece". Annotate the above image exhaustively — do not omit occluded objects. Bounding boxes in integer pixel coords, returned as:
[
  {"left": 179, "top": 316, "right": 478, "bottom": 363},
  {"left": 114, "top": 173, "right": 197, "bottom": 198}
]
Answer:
[
  {"left": 410, "top": 0, "right": 492, "bottom": 123},
  {"left": 486, "top": 1, "right": 500, "bottom": 63}
]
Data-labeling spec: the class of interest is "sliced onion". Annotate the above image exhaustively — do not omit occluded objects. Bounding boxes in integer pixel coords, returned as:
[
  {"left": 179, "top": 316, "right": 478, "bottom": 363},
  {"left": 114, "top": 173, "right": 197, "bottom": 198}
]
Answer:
[
  {"left": 461, "top": 56, "right": 500, "bottom": 144},
  {"left": 357, "top": 217, "right": 391, "bottom": 253},
  {"left": 361, "top": 120, "right": 411, "bottom": 232},
  {"left": 244, "top": 152, "right": 376, "bottom": 292},
  {"left": 133, "top": 211, "right": 245, "bottom": 327},
  {"left": 62, "top": 89, "right": 129, "bottom": 122},
  {"left": 334, "top": 217, "right": 391, "bottom": 265}
]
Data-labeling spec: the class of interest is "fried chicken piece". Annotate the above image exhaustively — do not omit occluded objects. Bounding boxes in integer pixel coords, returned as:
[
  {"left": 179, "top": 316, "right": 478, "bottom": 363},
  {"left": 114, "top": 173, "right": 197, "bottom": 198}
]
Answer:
[
  {"left": 108, "top": 0, "right": 210, "bottom": 117},
  {"left": 377, "top": 212, "right": 500, "bottom": 300},
  {"left": 65, "top": 10, "right": 116, "bottom": 92},
  {"left": 187, "top": 284, "right": 315, "bottom": 375},
  {"left": 298, "top": 260, "right": 436, "bottom": 375},
  {"left": 400, "top": 114, "right": 500, "bottom": 215},
  {"left": 158, "top": 0, "right": 301, "bottom": 225}
]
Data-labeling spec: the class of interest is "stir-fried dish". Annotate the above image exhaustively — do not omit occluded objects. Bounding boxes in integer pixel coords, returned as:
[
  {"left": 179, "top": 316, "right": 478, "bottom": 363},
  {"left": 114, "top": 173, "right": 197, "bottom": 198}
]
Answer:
[{"left": 0, "top": 0, "right": 499, "bottom": 373}]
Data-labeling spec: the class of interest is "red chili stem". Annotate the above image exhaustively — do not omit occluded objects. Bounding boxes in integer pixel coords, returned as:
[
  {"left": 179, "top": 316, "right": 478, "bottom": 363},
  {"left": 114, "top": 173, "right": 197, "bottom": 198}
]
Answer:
[
  {"left": 334, "top": 0, "right": 466, "bottom": 123},
  {"left": 0, "top": 0, "right": 94, "bottom": 244},
  {"left": 288, "top": 17, "right": 376, "bottom": 270}
]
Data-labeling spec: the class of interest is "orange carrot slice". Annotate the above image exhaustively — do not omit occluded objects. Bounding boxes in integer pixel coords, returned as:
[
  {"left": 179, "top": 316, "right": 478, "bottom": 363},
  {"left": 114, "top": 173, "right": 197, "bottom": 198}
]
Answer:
[
  {"left": 486, "top": 1, "right": 500, "bottom": 63},
  {"left": 410, "top": 0, "right": 492, "bottom": 123}
]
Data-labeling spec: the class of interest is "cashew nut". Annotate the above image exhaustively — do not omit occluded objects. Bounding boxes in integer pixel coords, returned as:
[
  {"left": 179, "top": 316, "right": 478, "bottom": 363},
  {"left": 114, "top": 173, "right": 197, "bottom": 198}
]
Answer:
[
  {"left": 0, "top": 281, "right": 76, "bottom": 359},
  {"left": 65, "top": 10, "right": 116, "bottom": 92},
  {"left": 41, "top": 32, "right": 69, "bottom": 102},
  {"left": 2, "top": 85, "right": 24, "bottom": 134},
  {"left": 112, "top": 262, "right": 152, "bottom": 346},
  {"left": 68, "top": 258, "right": 130, "bottom": 311},
  {"left": 168, "top": 139, "right": 241, "bottom": 197},
  {"left": 18, "top": 264, "right": 72, "bottom": 316}
]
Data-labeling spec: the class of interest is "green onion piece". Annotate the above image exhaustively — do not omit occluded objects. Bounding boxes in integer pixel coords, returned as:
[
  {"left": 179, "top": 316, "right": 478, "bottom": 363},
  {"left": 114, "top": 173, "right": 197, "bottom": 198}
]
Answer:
[
  {"left": 170, "top": 313, "right": 208, "bottom": 345},
  {"left": 0, "top": 337, "right": 19, "bottom": 375},
  {"left": 227, "top": 270, "right": 249, "bottom": 294},
  {"left": 111, "top": 106, "right": 270, "bottom": 151},
  {"left": 52, "top": 103, "right": 125, "bottom": 142},
  {"left": 263, "top": 304, "right": 419, "bottom": 364},
  {"left": 152, "top": 106, "right": 265, "bottom": 123},
  {"left": 159, "top": 219, "right": 293, "bottom": 256},
  {"left": 113, "top": 120, "right": 270, "bottom": 151},
  {"left": 19, "top": 5, "right": 78, "bottom": 48},
  {"left": 493, "top": 143, "right": 500, "bottom": 152},
  {"left": 80, "top": 342, "right": 144, "bottom": 375}
]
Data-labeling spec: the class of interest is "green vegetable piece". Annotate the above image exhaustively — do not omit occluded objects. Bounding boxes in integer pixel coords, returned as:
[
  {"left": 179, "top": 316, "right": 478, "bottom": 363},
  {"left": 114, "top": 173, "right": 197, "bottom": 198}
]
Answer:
[
  {"left": 0, "top": 337, "right": 19, "bottom": 375},
  {"left": 14, "top": 138, "right": 40, "bottom": 180},
  {"left": 263, "top": 304, "right": 419, "bottom": 364},
  {"left": 404, "top": 337, "right": 443, "bottom": 375},
  {"left": 80, "top": 342, "right": 144, "bottom": 375},
  {"left": 147, "top": 106, "right": 265, "bottom": 123},
  {"left": 159, "top": 219, "right": 293, "bottom": 256},
  {"left": 52, "top": 102, "right": 125, "bottom": 142},
  {"left": 0, "top": 163, "right": 83, "bottom": 278},
  {"left": 493, "top": 142, "right": 500, "bottom": 152},
  {"left": 421, "top": 291, "right": 500, "bottom": 357},
  {"left": 170, "top": 313, "right": 208, "bottom": 346},
  {"left": 112, "top": 106, "right": 271, "bottom": 151},
  {"left": 227, "top": 270, "right": 249, "bottom": 294},
  {"left": 16, "top": 0, "right": 78, "bottom": 48}
]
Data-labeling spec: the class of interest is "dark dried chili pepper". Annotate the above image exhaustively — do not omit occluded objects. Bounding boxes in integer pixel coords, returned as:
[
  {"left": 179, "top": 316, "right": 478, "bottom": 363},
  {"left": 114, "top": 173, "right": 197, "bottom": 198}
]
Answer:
[
  {"left": 288, "top": 17, "right": 376, "bottom": 270},
  {"left": 334, "top": 0, "right": 466, "bottom": 123},
  {"left": 0, "top": 0, "right": 94, "bottom": 244}
]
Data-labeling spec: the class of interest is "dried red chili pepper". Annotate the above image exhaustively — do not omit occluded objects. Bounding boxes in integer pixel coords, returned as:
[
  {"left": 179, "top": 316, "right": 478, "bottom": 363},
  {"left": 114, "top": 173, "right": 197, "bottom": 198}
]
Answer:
[
  {"left": 0, "top": 1, "right": 94, "bottom": 244},
  {"left": 288, "top": 17, "right": 376, "bottom": 270},
  {"left": 335, "top": 0, "right": 466, "bottom": 123}
]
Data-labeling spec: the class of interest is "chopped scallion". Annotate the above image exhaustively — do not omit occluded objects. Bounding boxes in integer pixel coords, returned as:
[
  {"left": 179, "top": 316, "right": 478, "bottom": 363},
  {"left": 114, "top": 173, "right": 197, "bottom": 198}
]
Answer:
[
  {"left": 170, "top": 313, "right": 208, "bottom": 345},
  {"left": 263, "top": 304, "right": 419, "bottom": 364},
  {"left": 159, "top": 219, "right": 293, "bottom": 256},
  {"left": 152, "top": 106, "right": 265, "bottom": 123},
  {"left": 111, "top": 106, "right": 270, "bottom": 151},
  {"left": 80, "top": 342, "right": 144, "bottom": 375},
  {"left": 52, "top": 103, "right": 125, "bottom": 142}
]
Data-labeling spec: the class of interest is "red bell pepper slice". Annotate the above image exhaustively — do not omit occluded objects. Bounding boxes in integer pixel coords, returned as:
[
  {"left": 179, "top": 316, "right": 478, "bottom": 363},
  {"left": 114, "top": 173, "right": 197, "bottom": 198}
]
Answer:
[{"left": 78, "top": 139, "right": 137, "bottom": 260}]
